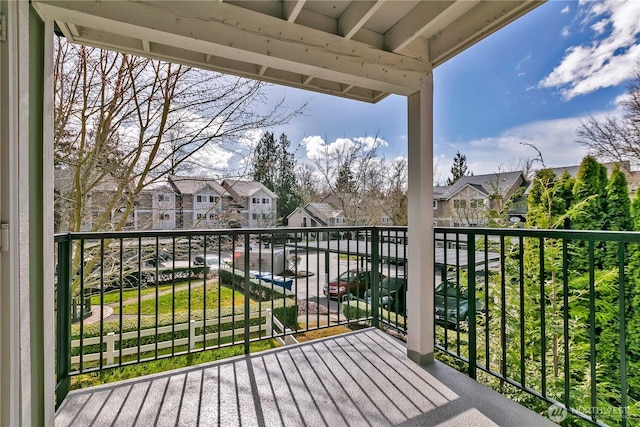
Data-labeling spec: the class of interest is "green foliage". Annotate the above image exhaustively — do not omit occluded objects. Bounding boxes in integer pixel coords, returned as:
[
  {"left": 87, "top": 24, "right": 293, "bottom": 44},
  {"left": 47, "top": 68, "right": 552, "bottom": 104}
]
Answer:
[
  {"left": 335, "top": 160, "right": 356, "bottom": 194},
  {"left": 218, "top": 268, "right": 298, "bottom": 328},
  {"left": 605, "top": 165, "right": 632, "bottom": 232},
  {"left": 251, "top": 132, "right": 304, "bottom": 224},
  {"left": 527, "top": 169, "right": 560, "bottom": 229},
  {"left": 446, "top": 151, "right": 472, "bottom": 186},
  {"left": 632, "top": 188, "right": 640, "bottom": 230},
  {"left": 604, "top": 165, "right": 632, "bottom": 268},
  {"left": 568, "top": 269, "right": 631, "bottom": 417},
  {"left": 572, "top": 156, "right": 608, "bottom": 231},
  {"left": 571, "top": 156, "right": 609, "bottom": 270},
  {"left": 341, "top": 300, "right": 406, "bottom": 330}
]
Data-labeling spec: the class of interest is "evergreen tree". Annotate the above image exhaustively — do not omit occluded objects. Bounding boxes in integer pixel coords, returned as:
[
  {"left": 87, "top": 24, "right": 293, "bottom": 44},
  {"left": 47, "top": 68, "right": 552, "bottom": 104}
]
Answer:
[
  {"left": 626, "top": 189, "right": 640, "bottom": 401},
  {"left": 571, "top": 156, "right": 609, "bottom": 270},
  {"left": 605, "top": 164, "right": 632, "bottom": 232},
  {"left": 335, "top": 161, "right": 355, "bottom": 194},
  {"left": 252, "top": 132, "right": 278, "bottom": 191},
  {"left": 555, "top": 171, "right": 575, "bottom": 229},
  {"left": 527, "top": 169, "right": 560, "bottom": 229},
  {"left": 252, "top": 132, "right": 303, "bottom": 224},
  {"left": 274, "top": 133, "right": 303, "bottom": 224},
  {"left": 446, "top": 151, "right": 472, "bottom": 185}
]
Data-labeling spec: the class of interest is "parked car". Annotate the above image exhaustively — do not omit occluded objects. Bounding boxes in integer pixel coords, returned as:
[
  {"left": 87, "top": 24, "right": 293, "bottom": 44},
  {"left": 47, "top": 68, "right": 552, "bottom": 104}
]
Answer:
[
  {"left": 434, "top": 280, "right": 483, "bottom": 328},
  {"left": 323, "top": 270, "right": 385, "bottom": 300},
  {"left": 364, "top": 275, "right": 407, "bottom": 315}
]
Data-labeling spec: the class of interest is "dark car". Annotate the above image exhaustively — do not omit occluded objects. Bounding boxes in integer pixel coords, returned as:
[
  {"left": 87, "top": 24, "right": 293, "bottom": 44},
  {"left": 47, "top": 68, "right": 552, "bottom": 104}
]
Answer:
[
  {"left": 364, "top": 276, "right": 407, "bottom": 314},
  {"left": 323, "top": 270, "right": 385, "bottom": 300},
  {"left": 434, "top": 281, "right": 483, "bottom": 327}
]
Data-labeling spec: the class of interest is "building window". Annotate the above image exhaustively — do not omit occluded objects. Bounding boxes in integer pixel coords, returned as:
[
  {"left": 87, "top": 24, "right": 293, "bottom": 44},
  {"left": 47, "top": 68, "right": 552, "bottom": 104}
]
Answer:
[
  {"left": 453, "top": 199, "right": 466, "bottom": 209},
  {"left": 433, "top": 200, "right": 437, "bottom": 209},
  {"left": 196, "top": 195, "right": 204, "bottom": 203},
  {"left": 158, "top": 194, "right": 170, "bottom": 202},
  {"left": 196, "top": 213, "right": 203, "bottom": 220},
  {"left": 262, "top": 198, "right": 269, "bottom": 204},
  {"left": 471, "top": 199, "right": 485, "bottom": 208},
  {"left": 252, "top": 197, "right": 259, "bottom": 204},
  {"left": 159, "top": 213, "right": 170, "bottom": 220},
  {"left": 252, "top": 213, "right": 258, "bottom": 220},
  {"left": 381, "top": 216, "right": 391, "bottom": 224}
]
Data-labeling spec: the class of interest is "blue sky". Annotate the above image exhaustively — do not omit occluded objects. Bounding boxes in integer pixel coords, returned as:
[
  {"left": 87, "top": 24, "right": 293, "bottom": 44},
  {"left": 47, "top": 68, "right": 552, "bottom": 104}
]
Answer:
[{"left": 231, "top": 0, "right": 640, "bottom": 181}]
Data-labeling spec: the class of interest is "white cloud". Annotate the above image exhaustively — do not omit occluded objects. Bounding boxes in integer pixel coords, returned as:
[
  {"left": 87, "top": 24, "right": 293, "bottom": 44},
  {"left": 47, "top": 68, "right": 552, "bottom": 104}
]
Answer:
[
  {"left": 539, "top": 0, "right": 640, "bottom": 100},
  {"left": 301, "top": 135, "right": 389, "bottom": 160},
  {"left": 561, "top": 5, "right": 571, "bottom": 14},
  {"left": 437, "top": 110, "right": 627, "bottom": 177},
  {"left": 561, "top": 26, "right": 570, "bottom": 37},
  {"left": 237, "top": 128, "right": 264, "bottom": 148}
]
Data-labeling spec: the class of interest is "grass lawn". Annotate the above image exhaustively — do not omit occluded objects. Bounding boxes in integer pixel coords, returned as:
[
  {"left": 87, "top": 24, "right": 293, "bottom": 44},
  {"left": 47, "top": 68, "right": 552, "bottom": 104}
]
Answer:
[
  {"left": 114, "top": 283, "right": 242, "bottom": 315},
  {"left": 89, "top": 283, "right": 178, "bottom": 305}
]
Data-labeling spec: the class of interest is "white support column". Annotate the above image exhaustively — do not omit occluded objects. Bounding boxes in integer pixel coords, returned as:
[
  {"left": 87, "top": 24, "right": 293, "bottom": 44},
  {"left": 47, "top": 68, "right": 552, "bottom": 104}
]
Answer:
[
  {"left": 0, "top": 1, "right": 54, "bottom": 425},
  {"left": 406, "top": 73, "right": 435, "bottom": 365}
]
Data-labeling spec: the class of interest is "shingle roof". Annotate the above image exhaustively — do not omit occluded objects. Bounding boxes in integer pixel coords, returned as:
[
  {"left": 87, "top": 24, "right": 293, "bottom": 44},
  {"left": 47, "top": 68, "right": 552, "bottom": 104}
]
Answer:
[
  {"left": 434, "top": 171, "right": 524, "bottom": 200},
  {"left": 222, "top": 179, "right": 277, "bottom": 199},
  {"left": 169, "top": 175, "right": 226, "bottom": 195}
]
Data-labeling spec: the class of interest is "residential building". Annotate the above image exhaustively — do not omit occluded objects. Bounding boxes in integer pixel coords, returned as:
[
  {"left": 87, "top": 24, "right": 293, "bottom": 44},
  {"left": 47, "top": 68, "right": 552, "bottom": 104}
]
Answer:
[
  {"left": 222, "top": 179, "right": 278, "bottom": 228},
  {"left": 168, "top": 175, "right": 235, "bottom": 229},
  {"left": 434, "top": 171, "right": 526, "bottom": 227},
  {"left": 134, "top": 184, "right": 176, "bottom": 230},
  {"left": 287, "top": 202, "right": 346, "bottom": 228}
]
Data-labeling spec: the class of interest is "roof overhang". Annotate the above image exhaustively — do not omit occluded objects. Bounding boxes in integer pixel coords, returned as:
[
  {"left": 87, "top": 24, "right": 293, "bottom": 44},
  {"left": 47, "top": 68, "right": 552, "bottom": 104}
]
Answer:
[{"left": 33, "top": 0, "right": 544, "bottom": 103}]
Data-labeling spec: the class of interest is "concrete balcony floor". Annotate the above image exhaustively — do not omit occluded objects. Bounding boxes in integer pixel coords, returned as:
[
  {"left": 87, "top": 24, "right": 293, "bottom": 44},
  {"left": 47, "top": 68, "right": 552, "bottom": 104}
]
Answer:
[{"left": 55, "top": 328, "right": 556, "bottom": 426}]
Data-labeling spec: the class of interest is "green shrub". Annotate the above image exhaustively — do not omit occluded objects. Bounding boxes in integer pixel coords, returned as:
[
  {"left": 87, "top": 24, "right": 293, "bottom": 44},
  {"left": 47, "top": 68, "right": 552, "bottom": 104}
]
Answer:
[
  {"left": 342, "top": 300, "right": 406, "bottom": 330},
  {"left": 219, "top": 268, "right": 295, "bottom": 299}
]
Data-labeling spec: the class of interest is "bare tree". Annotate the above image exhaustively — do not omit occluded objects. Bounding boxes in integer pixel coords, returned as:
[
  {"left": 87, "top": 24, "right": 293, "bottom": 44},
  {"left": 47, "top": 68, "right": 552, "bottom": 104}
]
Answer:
[
  {"left": 310, "top": 137, "right": 384, "bottom": 225},
  {"left": 385, "top": 157, "right": 408, "bottom": 226},
  {"left": 54, "top": 37, "right": 302, "bottom": 234},
  {"left": 296, "top": 163, "right": 321, "bottom": 204},
  {"left": 576, "top": 62, "right": 640, "bottom": 169},
  {"left": 54, "top": 38, "right": 303, "bottom": 292}
]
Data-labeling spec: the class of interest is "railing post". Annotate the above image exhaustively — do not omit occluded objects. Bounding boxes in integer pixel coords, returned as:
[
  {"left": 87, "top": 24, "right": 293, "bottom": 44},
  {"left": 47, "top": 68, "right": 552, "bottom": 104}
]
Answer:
[
  {"left": 105, "top": 333, "right": 115, "bottom": 365},
  {"left": 618, "top": 241, "right": 628, "bottom": 427},
  {"left": 265, "top": 308, "right": 273, "bottom": 337},
  {"left": 467, "top": 231, "right": 477, "bottom": 380},
  {"left": 371, "top": 227, "right": 380, "bottom": 328},
  {"left": 55, "top": 237, "right": 72, "bottom": 408},
  {"left": 243, "top": 233, "right": 251, "bottom": 355},
  {"left": 189, "top": 320, "right": 197, "bottom": 351}
]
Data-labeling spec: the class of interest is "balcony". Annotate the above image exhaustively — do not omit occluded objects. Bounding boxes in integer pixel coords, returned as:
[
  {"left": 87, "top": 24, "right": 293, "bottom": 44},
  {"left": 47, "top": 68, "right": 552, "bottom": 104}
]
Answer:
[{"left": 53, "top": 227, "right": 636, "bottom": 426}]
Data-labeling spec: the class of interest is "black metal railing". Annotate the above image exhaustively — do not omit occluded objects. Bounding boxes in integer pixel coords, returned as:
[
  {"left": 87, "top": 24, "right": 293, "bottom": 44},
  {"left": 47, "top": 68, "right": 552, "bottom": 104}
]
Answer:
[
  {"left": 435, "top": 227, "right": 638, "bottom": 427},
  {"left": 54, "top": 225, "right": 635, "bottom": 426},
  {"left": 54, "top": 226, "right": 408, "bottom": 407}
]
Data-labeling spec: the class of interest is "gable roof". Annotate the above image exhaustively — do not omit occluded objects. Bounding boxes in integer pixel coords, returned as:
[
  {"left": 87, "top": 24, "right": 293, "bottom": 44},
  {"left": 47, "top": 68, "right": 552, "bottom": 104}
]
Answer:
[
  {"left": 435, "top": 171, "right": 525, "bottom": 200},
  {"left": 287, "top": 202, "right": 344, "bottom": 226},
  {"left": 222, "top": 179, "right": 278, "bottom": 200},
  {"left": 169, "top": 175, "right": 226, "bottom": 195}
]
